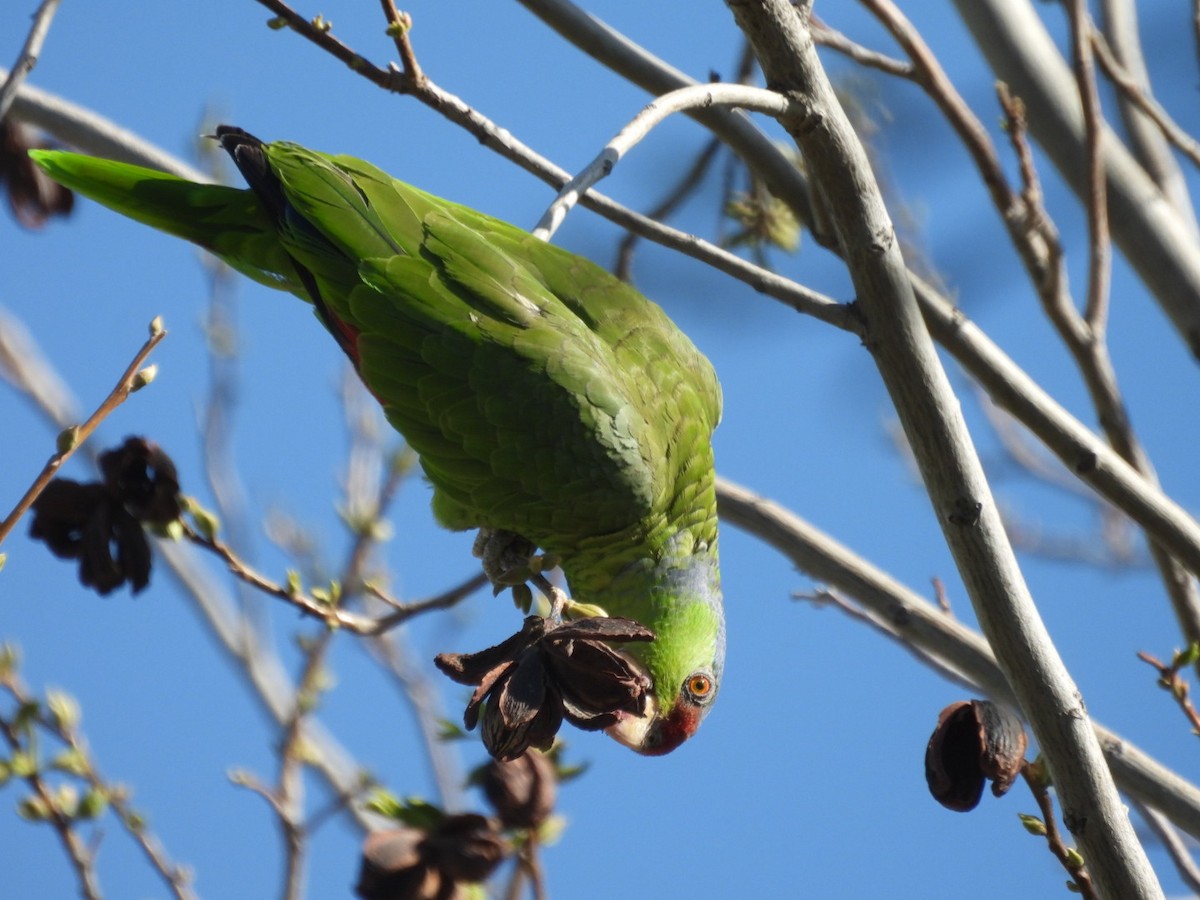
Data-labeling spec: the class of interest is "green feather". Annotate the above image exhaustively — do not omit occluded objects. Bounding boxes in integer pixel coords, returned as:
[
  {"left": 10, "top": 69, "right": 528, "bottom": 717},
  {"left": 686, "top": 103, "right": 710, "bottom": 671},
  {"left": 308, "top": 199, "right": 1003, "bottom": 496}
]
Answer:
[{"left": 32, "top": 132, "right": 726, "bottom": 753}]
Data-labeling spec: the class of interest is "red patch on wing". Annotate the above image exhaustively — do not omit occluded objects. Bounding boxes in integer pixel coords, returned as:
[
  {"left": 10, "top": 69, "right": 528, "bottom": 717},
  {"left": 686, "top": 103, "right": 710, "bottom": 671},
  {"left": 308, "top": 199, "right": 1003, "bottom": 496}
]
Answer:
[
  {"left": 332, "top": 315, "right": 362, "bottom": 365},
  {"left": 638, "top": 703, "right": 702, "bottom": 757}
]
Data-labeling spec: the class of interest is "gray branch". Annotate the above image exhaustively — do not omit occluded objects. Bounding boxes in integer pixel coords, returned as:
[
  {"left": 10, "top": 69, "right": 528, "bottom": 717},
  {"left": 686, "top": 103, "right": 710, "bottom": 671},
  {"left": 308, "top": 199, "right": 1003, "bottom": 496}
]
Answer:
[{"left": 724, "top": 2, "right": 1160, "bottom": 896}]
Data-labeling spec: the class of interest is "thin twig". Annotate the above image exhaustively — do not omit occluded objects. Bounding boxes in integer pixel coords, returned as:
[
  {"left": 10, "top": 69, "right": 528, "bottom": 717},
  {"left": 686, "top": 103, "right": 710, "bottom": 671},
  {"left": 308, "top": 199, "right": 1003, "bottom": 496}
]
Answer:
[
  {"left": 1066, "top": 0, "right": 1111, "bottom": 332},
  {"left": 378, "top": 0, "right": 424, "bottom": 86},
  {"left": 0, "top": 0, "right": 63, "bottom": 123},
  {"left": 531, "top": 83, "right": 790, "bottom": 241},
  {"left": 1137, "top": 649, "right": 1200, "bottom": 736},
  {"left": 277, "top": 627, "right": 336, "bottom": 900},
  {"left": 1088, "top": 25, "right": 1200, "bottom": 169},
  {"left": 810, "top": 14, "right": 913, "bottom": 77},
  {"left": 0, "top": 318, "right": 166, "bottom": 546},
  {"left": 716, "top": 476, "right": 1200, "bottom": 842},
  {"left": 1021, "top": 762, "right": 1098, "bottom": 899},
  {"left": 0, "top": 715, "right": 101, "bottom": 900},
  {"left": 1132, "top": 800, "right": 1200, "bottom": 895},
  {"left": 615, "top": 137, "right": 721, "bottom": 281},
  {"left": 247, "top": 0, "right": 849, "bottom": 328},
  {"left": 1000, "top": 78, "right": 1200, "bottom": 658},
  {"left": 179, "top": 521, "right": 483, "bottom": 635},
  {"left": 795, "top": 587, "right": 976, "bottom": 691}
]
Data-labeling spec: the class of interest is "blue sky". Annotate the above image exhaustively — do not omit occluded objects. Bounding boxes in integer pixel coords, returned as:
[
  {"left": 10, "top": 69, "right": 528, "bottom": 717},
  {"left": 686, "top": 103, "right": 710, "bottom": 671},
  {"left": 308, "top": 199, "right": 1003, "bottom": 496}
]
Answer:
[{"left": 4, "top": 2, "right": 1200, "bottom": 897}]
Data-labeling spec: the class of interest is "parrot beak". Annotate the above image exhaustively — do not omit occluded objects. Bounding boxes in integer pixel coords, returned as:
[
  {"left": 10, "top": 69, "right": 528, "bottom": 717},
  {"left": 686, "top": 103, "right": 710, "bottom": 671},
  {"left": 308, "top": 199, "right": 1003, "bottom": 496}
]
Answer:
[{"left": 605, "top": 698, "right": 659, "bottom": 752}]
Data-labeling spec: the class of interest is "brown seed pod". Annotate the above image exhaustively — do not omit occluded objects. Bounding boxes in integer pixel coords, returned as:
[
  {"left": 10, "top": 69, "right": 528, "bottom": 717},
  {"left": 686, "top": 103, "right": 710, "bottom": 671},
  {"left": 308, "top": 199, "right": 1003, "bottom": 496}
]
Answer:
[
  {"left": 479, "top": 750, "right": 557, "bottom": 830},
  {"left": 925, "top": 700, "right": 1027, "bottom": 812}
]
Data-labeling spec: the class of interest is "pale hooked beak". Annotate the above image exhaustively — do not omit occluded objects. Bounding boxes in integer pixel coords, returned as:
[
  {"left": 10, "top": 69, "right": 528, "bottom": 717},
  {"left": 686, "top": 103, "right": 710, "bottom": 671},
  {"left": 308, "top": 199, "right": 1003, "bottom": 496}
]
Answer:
[{"left": 604, "top": 696, "right": 659, "bottom": 751}]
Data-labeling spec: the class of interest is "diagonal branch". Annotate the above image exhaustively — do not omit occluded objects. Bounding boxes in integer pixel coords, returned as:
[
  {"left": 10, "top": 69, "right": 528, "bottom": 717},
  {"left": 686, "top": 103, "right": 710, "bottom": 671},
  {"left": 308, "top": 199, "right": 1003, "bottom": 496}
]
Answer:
[{"left": 724, "top": 2, "right": 1159, "bottom": 896}]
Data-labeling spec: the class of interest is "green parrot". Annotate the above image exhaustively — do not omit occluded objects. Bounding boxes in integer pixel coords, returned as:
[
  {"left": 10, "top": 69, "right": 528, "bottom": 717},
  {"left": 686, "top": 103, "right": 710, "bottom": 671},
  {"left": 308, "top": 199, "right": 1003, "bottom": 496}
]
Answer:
[{"left": 32, "top": 127, "right": 725, "bottom": 755}]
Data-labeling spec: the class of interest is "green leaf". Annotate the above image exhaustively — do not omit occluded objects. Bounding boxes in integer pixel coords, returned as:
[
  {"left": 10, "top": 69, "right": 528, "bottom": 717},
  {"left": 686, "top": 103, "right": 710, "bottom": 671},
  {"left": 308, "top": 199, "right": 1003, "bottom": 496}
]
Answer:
[
  {"left": 186, "top": 500, "right": 220, "bottom": 541},
  {"left": 12, "top": 700, "right": 40, "bottom": 735},
  {"left": 56, "top": 425, "right": 81, "bottom": 454},
  {"left": 77, "top": 787, "right": 109, "bottom": 820},
  {"left": 9, "top": 750, "right": 37, "bottom": 778},
  {"left": 0, "top": 642, "right": 19, "bottom": 681},
  {"left": 46, "top": 689, "right": 81, "bottom": 732},
  {"left": 54, "top": 783, "right": 79, "bottom": 817},
  {"left": 1174, "top": 643, "right": 1200, "bottom": 669},
  {"left": 435, "top": 719, "right": 469, "bottom": 742},
  {"left": 1018, "top": 813, "right": 1047, "bottom": 836},
  {"left": 17, "top": 794, "right": 50, "bottom": 821},
  {"left": 364, "top": 789, "right": 444, "bottom": 829},
  {"left": 130, "top": 364, "right": 158, "bottom": 392},
  {"left": 49, "top": 748, "right": 89, "bottom": 777},
  {"left": 535, "top": 813, "right": 567, "bottom": 847}
]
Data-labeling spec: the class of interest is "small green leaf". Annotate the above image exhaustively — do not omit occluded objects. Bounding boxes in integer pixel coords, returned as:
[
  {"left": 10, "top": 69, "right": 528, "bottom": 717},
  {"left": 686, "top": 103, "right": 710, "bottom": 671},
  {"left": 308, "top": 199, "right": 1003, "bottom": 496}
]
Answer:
[
  {"left": 49, "top": 748, "right": 88, "bottom": 777},
  {"left": 563, "top": 600, "right": 607, "bottom": 620},
  {"left": 1064, "top": 847, "right": 1085, "bottom": 869},
  {"left": 436, "top": 719, "right": 469, "bottom": 742},
  {"left": 553, "top": 760, "right": 590, "bottom": 784},
  {"left": 285, "top": 570, "right": 303, "bottom": 596},
  {"left": 511, "top": 584, "right": 533, "bottom": 614},
  {"left": 77, "top": 787, "right": 109, "bottom": 820},
  {"left": 535, "top": 813, "right": 567, "bottom": 847},
  {"left": 12, "top": 700, "right": 40, "bottom": 735},
  {"left": 1018, "top": 813, "right": 1047, "bottom": 836},
  {"left": 364, "top": 789, "right": 444, "bottom": 829},
  {"left": 17, "top": 794, "right": 51, "bottom": 821},
  {"left": 0, "top": 552, "right": 6, "bottom": 572},
  {"left": 56, "top": 425, "right": 81, "bottom": 454},
  {"left": 54, "top": 783, "right": 79, "bottom": 817},
  {"left": 311, "top": 580, "right": 342, "bottom": 608},
  {"left": 130, "top": 364, "right": 158, "bottom": 392},
  {"left": 186, "top": 500, "right": 220, "bottom": 541},
  {"left": 364, "top": 787, "right": 404, "bottom": 820},
  {"left": 266, "top": 15, "right": 288, "bottom": 30},
  {"left": 1176, "top": 643, "right": 1200, "bottom": 668},
  {"left": 0, "top": 642, "right": 19, "bottom": 681},
  {"left": 9, "top": 750, "right": 37, "bottom": 778},
  {"left": 1066, "top": 880, "right": 1082, "bottom": 893},
  {"left": 46, "top": 689, "right": 81, "bottom": 732}
]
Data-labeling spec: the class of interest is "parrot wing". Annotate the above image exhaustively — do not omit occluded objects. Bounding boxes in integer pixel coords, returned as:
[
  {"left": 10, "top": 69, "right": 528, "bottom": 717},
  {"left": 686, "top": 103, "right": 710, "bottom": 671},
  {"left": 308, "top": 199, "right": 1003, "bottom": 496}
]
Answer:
[{"left": 32, "top": 143, "right": 721, "bottom": 561}]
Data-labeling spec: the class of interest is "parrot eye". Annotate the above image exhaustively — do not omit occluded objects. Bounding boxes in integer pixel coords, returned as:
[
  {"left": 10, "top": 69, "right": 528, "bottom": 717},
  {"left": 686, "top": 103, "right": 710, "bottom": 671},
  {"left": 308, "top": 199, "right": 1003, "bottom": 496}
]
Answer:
[{"left": 683, "top": 672, "right": 715, "bottom": 706}]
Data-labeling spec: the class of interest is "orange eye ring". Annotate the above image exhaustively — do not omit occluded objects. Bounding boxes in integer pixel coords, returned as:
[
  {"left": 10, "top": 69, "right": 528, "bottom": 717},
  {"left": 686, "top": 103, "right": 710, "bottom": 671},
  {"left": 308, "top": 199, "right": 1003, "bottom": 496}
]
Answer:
[{"left": 684, "top": 672, "right": 714, "bottom": 704}]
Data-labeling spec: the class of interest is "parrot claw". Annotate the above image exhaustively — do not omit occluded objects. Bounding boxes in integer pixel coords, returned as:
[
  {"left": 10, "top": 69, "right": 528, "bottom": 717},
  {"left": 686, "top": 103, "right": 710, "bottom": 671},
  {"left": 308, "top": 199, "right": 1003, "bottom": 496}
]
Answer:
[{"left": 472, "top": 527, "right": 539, "bottom": 587}]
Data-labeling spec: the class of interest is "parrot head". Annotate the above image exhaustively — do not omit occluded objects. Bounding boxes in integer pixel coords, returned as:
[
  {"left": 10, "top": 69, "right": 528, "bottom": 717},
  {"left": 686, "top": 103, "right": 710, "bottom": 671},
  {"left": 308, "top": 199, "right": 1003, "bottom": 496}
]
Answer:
[{"left": 594, "top": 551, "right": 726, "bottom": 755}]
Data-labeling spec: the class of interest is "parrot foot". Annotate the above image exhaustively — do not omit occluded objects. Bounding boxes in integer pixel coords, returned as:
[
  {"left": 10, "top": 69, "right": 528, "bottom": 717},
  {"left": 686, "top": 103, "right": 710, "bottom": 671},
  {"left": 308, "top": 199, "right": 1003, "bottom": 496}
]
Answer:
[{"left": 472, "top": 528, "right": 540, "bottom": 588}]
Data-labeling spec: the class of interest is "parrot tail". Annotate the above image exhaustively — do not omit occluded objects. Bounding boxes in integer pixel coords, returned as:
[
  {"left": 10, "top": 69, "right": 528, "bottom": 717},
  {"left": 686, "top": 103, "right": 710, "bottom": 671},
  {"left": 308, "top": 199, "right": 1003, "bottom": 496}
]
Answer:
[{"left": 214, "top": 125, "right": 362, "bottom": 363}]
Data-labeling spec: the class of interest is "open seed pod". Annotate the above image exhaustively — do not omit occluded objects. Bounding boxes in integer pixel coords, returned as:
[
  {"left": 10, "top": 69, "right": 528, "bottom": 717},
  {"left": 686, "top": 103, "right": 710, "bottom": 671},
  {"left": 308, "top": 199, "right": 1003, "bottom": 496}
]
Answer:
[{"left": 925, "top": 700, "right": 1027, "bottom": 812}]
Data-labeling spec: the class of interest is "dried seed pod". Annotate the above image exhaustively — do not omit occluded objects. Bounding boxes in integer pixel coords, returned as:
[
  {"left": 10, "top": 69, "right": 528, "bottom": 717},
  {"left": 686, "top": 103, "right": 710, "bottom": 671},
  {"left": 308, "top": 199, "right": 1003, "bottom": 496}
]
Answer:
[
  {"left": 355, "top": 828, "right": 444, "bottom": 900},
  {"left": 421, "top": 814, "right": 507, "bottom": 884},
  {"left": 479, "top": 750, "right": 557, "bottom": 830},
  {"left": 925, "top": 700, "right": 1027, "bottom": 812}
]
